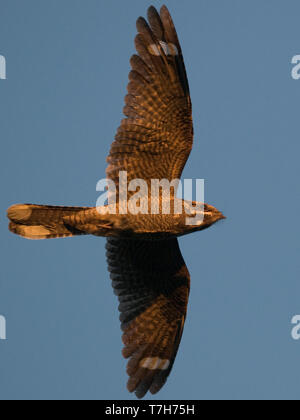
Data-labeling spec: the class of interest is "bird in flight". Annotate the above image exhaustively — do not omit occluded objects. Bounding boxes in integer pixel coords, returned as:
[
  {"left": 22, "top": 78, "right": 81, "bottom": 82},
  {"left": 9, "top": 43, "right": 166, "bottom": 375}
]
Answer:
[{"left": 7, "top": 5, "right": 225, "bottom": 398}]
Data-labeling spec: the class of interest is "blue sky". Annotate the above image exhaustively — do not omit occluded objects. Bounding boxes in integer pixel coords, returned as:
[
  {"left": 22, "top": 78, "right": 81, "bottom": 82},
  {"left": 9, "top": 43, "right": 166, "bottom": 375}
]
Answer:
[{"left": 0, "top": 0, "right": 300, "bottom": 400}]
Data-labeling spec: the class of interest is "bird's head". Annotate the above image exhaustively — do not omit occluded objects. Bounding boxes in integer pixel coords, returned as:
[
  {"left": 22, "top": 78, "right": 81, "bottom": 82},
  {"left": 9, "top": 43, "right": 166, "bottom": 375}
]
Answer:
[{"left": 182, "top": 201, "right": 226, "bottom": 233}]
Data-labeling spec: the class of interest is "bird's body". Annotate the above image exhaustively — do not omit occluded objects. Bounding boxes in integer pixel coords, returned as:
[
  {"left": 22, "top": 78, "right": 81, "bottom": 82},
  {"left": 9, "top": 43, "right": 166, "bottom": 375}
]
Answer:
[
  {"left": 7, "top": 5, "right": 225, "bottom": 398},
  {"left": 8, "top": 200, "right": 224, "bottom": 240}
]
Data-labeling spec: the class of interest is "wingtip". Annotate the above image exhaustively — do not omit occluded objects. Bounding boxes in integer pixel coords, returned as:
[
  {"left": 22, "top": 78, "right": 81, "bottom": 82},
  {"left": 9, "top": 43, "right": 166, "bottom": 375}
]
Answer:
[
  {"left": 148, "top": 5, "right": 157, "bottom": 13},
  {"left": 160, "top": 5, "right": 172, "bottom": 18},
  {"left": 160, "top": 5, "right": 169, "bottom": 13},
  {"left": 147, "top": 5, "right": 159, "bottom": 22}
]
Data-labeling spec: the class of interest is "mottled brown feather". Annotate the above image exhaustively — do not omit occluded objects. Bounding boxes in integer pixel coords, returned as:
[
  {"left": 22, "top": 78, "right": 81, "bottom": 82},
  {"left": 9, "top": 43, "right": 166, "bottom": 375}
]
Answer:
[
  {"left": 106, "top": 237, "right": 190, "bottom": 398},
  {"left": 105, "top": 5, "right": 194, "bottom": 398},
  {"left": 106, "top": 5, "right": 193, "bottom": 188}
]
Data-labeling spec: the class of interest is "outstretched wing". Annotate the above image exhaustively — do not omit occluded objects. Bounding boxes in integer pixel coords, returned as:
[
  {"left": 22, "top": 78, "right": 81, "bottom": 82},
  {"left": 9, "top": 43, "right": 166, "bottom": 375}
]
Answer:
[
  {"left": 106, "top": 238, "right": 190, "bottom": 398},
  {"left": 106, "top": 5, "right": 193, "bottom": 187}
]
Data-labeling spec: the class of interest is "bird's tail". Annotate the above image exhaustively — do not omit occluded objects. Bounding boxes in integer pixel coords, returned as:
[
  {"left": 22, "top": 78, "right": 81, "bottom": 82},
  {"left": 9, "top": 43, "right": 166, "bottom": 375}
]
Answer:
[{"left": 7, "top": 204, "right": 94, "bottom": 240}]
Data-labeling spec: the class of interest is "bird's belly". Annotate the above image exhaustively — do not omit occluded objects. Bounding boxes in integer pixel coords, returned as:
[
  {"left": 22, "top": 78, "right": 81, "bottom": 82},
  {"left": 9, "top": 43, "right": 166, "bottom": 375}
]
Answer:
[{"left": 93, "top": 213, "right": 183, "bottom": 241}]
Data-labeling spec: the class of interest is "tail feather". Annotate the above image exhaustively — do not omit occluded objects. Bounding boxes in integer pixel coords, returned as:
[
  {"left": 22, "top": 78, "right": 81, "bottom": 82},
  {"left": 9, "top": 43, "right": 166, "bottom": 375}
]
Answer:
[{"left": 7, "top": 204, "right": 91, "bottom": 240}]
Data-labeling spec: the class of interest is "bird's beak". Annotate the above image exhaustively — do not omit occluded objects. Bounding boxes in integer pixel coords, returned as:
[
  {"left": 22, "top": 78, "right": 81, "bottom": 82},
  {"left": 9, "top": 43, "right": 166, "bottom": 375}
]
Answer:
[{"left": 216, "top": 210, "right": 226, "bottom": 221}]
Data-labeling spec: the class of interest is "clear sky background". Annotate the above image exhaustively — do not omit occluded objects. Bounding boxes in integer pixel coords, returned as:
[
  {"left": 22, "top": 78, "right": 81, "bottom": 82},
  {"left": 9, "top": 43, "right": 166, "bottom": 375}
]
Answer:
[{"left": 0, "top": 0, "right": 300, "bottom": 400}]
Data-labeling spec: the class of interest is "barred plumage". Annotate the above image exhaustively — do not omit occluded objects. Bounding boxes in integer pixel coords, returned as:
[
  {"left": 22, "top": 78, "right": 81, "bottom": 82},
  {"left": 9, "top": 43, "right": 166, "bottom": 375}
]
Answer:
[
  {"left": 106, "top": 238, "right": 190, "bottom": 398},
  {"left": 106, "top": 5, "right": 193, "bottom": 191},
  {"left": 6, "top": 5, "right": 225, "bottom": 399}
]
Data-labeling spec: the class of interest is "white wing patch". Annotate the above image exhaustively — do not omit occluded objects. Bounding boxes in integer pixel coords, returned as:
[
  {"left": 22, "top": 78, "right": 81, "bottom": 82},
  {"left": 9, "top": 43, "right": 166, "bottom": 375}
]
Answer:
[
  {"left": 140, "top": 357, "right": 170, "bottom": 370},
  {"left": 148, "top": 41, "right": 178, "bottom": 57}
]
